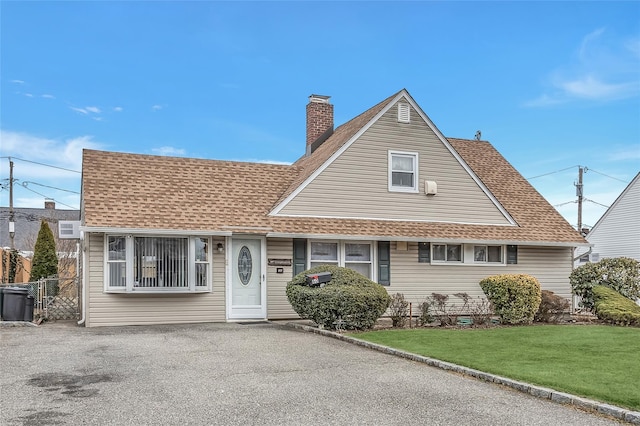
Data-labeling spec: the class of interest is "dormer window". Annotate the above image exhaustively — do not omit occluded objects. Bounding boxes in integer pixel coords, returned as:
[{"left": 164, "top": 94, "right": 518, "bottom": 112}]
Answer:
[
  {"left": 388, "top": 151, "right": 418, "bottom": 193},
  {"left": 397, "top": 103, "right": 410, "bottom": 123}
]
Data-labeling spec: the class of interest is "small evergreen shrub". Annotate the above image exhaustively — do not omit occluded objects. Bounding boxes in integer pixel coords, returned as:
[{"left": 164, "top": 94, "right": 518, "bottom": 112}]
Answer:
[
  {"left": 389, "top": 293, "right": 409, "bottom": 327},
  {"left": 479, "top": 274, "right": 541, "bottom": 324},
  {"left": 416, "top": 299, "right": 433, "bottom": 326},
  {"left": 592, "top": 285, "right": 640, "bottom": 327},
  {"left": 286, "top": 265, "right": 391, "bottom": 330},
  {"left": 571, "top": 257, "right": 640, "bottom": 311},
  {"left": 30, "top": 220, "right": 59, "bottom": 294},
  {"left": 534, "top": 290, "right": 570, "bottom": 323}
]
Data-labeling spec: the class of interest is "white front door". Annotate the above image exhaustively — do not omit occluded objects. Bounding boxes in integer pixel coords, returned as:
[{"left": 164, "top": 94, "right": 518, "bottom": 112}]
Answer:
[{"left": 228, "top": 237, "right": 266, "bottom": 319}]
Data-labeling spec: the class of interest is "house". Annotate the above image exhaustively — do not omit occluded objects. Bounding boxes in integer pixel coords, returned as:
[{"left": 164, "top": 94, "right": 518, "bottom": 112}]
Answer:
[
  {"left": 0, "top": 200, "right": 80, "bottom": 283},
  {"left": 576, "top": 172, "right": 640, "bottom": 264},
  {"left": 79, "top": 89, "right": 587, "bottom": 327}
]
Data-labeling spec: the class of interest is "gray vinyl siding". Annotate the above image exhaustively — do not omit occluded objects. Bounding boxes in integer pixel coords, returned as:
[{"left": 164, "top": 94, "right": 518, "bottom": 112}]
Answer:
[
  {"left": 280, "top": 100, "right": 510, "bottom": 225},
  {"left": 586, "top": 176, "right": 640, "bottom": 261},
  {"left": 266, "top": 238, "right": 298, "bottom": 319},
  {"left": 387, "top": 242, "right": 573, "bottom": 308},
  {"left": 85, "top": 233, "right": 226, "bottom": 327}
]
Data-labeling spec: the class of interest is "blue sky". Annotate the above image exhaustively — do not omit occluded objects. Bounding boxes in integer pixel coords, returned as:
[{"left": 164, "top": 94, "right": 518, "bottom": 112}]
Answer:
[{"left": 1, "top": 1, "right": 639, "bottom": 230}]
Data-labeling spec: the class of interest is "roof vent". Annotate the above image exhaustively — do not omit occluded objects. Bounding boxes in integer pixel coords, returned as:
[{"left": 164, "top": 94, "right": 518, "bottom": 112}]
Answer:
[{"left": 398, "top": 103, "right": 410, "bottom": 123}]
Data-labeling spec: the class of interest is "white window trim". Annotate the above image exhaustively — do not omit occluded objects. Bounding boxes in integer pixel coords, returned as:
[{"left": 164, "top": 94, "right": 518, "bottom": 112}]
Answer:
[
  {"left": 104, "top": 234, "right": 213, "bottom": 293},
  {"left": 388, "top": 150, "right": 419, "bottom": 193},
  {"left": 429, "top": 243, "right": 506, "bottom": 266},
  {"left": 308, "top": 240, "right": 376, "bottom": 281}
]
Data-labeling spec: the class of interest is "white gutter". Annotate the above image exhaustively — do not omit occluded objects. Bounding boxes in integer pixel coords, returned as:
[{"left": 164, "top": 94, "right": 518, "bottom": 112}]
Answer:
[
  {"left": 80, "top": 226, "right": 232, "bottom": 237},
  {"left": 265, "top": 232, "right": 591, "bottom": 248}
]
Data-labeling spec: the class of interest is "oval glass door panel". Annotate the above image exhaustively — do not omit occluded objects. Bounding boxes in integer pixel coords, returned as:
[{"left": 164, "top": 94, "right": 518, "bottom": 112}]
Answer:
[
  {"left": 231, "top": 239, "right": 262, "bottom": 310},
  {"left": 238, "top": 246, "right": 252, "bottom": 285}
]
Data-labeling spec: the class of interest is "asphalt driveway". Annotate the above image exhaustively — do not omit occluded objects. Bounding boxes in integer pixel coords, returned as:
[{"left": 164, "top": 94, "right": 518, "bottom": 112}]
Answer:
[{"left": 0, "top": 322, "right": 625, "bottom": 425}]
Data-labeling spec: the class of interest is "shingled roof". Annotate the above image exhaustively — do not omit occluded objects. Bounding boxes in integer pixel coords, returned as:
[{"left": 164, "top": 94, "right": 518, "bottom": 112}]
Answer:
[{"left": 81, "top": 92, "right": 586, "bottom": 246}]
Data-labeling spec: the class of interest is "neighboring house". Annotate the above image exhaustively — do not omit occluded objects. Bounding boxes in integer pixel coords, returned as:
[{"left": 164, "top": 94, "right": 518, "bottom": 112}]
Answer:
[
  {"left": 0, "top": 201, "right": 80, "bottom": 283},
  {"left": 576, "top": 172, "right": 640, "bottom": 264},
  {"left": 0, "top": 200, "right": 80, "bottom": 252},
  {"left": 80, "top": 89, "right": 587, "bottom": 327}
]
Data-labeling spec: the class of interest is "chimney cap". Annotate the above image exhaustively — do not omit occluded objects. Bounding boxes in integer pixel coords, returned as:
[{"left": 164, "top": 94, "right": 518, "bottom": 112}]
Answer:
[{"left": 309, "top": 94, "right": 331, "bottom": 104}]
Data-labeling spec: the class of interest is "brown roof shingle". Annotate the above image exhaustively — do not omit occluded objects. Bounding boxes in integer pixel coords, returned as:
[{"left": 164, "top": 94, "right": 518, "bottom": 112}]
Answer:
[{"left": 81, "top": 94, "right": 586, "bottom": 246}]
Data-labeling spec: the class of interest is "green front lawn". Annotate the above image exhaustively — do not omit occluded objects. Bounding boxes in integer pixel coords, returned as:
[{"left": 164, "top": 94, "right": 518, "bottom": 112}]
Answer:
[{"left": 350, "top": 325, "right": 640, "bottom": 410}]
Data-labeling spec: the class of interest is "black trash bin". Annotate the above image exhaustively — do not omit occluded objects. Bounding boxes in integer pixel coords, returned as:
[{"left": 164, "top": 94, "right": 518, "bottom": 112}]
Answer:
[
  {"left": 2, "top": 287, "right": 28, "bottom": 321},
  {"left": 0, "top": 288, "right": 4, "bottom": 320},
  {"left": 24, "top": 295, "right": 35, "bottom": 322}
]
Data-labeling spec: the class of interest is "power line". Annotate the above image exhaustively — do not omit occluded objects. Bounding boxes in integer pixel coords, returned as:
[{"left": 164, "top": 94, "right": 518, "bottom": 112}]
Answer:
[
  {"left": 1, "top": 156, "right": 81, "bottom": 174},
  {"left": 584, "top": 198, "right": 610, "bottom": 209},
  {"left": 22, "top": 181, "right": 80, "bottom": 194},
  {"left": 587, "top": 168, "right": 628, "bottom": 183},
  {"left": 527, "top": 165, "right": 580, "bottom": 180},
  {"left": 19, "top": 184, "right": 78, "bottom": 209}
]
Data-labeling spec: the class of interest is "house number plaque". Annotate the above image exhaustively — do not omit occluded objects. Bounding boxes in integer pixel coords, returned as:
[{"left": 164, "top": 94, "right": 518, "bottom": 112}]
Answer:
[{"left": 268, "top": 258, "right": 292, "bottom": 267}]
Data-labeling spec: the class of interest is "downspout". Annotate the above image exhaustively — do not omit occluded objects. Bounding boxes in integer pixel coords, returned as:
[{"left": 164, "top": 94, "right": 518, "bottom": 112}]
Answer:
[{"left": 77, "top": 232, "right": 86, "bottom": 326}]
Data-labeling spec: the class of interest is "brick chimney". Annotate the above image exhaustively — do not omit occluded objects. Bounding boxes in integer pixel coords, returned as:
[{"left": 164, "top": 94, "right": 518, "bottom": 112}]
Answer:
[
  {"left": 44, "top": 198, "right": 55, "bottom": 210},
  {"left": 306, "top": 94, "right": 333, "bottom": 156}
]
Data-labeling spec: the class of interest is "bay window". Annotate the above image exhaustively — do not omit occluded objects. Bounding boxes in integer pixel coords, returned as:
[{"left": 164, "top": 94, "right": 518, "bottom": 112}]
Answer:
[{"left": 105, "top": 235, "right": 212, "bottom": 292}]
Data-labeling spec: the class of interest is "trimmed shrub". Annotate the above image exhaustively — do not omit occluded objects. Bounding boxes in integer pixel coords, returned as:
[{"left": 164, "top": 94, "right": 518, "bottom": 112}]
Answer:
[
  {"left": 479, "top": 274, "right": 541, "bottom": 324},
  {"left": 592, "top": 285, "right": 640, "bottom": 327},
  {"left": 417, "top": 299, "right": 433, "bottom": 326},
  {"left": 534, "top": 290, "right": 570, "bottom": 323},
  {"left": 571, "top": 257, "right": 640, "bottom": 311},
  {"left": 286, "top": 265, "right": 391, "bottom": 330},
  {"left": 389, "top": 293, "right": 409, "bottom": 327}
]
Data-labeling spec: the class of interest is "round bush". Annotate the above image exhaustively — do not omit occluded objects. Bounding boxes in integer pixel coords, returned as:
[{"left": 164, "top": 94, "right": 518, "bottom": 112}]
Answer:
[
  {"left": 479, "top": 274, "right": 541, "bottom": 324},
  {"left": 286, "top": 265, "right": 391, "bottom": 330},
  {"left": 570, "top": 257, "right": 640, "bottom": 311}
]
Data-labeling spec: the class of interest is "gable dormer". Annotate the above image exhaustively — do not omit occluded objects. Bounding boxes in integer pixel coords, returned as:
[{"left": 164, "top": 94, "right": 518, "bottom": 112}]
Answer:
[{"left": 272, "top": 90, "right": 514, "bottom": 226}]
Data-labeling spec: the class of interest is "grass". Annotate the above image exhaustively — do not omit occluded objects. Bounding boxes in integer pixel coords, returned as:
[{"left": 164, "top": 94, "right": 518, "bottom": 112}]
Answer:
[{"left": 349, "top": 325, "right": 640, "bottom": 411}]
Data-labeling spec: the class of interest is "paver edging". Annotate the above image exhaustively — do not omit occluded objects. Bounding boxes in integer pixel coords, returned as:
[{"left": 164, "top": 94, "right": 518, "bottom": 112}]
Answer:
[{"left": 286, "top": 321, "right": 640, "bottom": 425}]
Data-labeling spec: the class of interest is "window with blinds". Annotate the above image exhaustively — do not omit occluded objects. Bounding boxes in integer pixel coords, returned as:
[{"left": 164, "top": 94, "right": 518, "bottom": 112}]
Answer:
[{"left": 105, "top": 235, "right": 212, "bottom": 293}]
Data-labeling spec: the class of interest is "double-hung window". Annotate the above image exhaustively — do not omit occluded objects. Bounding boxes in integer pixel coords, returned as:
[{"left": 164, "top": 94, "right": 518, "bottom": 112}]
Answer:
[
  {"left": 105, "top": 235, "right": 212, "bottom": 293},
  {"left": 389, "top": 151, "right": 418, "bottom": 193},
  {"left": 432, "top": 244, "right": 462, "bottom": 262},
  {"left": 309, "top": 241, "right": 373, "bottom": 279},
  {"left": 473, "top": 245, "right": 503, "bottom": 263}
]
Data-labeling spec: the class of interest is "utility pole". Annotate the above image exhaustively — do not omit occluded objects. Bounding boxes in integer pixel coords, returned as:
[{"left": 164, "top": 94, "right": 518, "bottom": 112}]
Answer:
[
  {"left": 575, "top": 166, "right": 584, "bottom": 234},
  {"left": 9, "top": 158, "right": 15, "bottom": 249}
]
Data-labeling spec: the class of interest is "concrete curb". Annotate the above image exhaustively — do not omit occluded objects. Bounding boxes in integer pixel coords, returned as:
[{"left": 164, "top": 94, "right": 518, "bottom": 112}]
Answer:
[
  {"left": 286, "top": 322, "right": 640, "bottom": 425},
  {"left": 0, "top": 321, "right": 38, "bottom": 327}
]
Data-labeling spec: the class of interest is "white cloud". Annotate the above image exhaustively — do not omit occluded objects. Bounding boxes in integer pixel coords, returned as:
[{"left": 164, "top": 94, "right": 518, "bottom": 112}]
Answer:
[
  {"left": 151, "top": 146, "right": 186, "bottom": 156},
  {"left": 559, "top": 74, "right": 638, "bottom": 100},
  {"left": 607, "top": 147, "right": 640, "bottom": 162},
  {"left": 113, "top": 106, "right": 123, "bottom": 112},
  {"left": 0, "top": 130, "right": 100, "bottom": 208},
  {"left": 24, "top": 93, "right": 34, "bottom": 98},
  {"left": 85, "top": 106, "right": 101, "bottom": 114},
  {"left": 10, "top": 79, "right": 25, "bottom": 84},
  {"left": 41, "top": 94, "right": 55, "bottom": 99},
  {"left": 0, "top": 130, "right": 102, "bottom": 177},
  {"left": 70, "top": 106, "right": 88, "bottom": 115},
  {"left": 151, "top": 104, "right": 164, "bottom": 111},
  {"left": 526, "top": 29, "right": 640, "bottom": 107}
]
